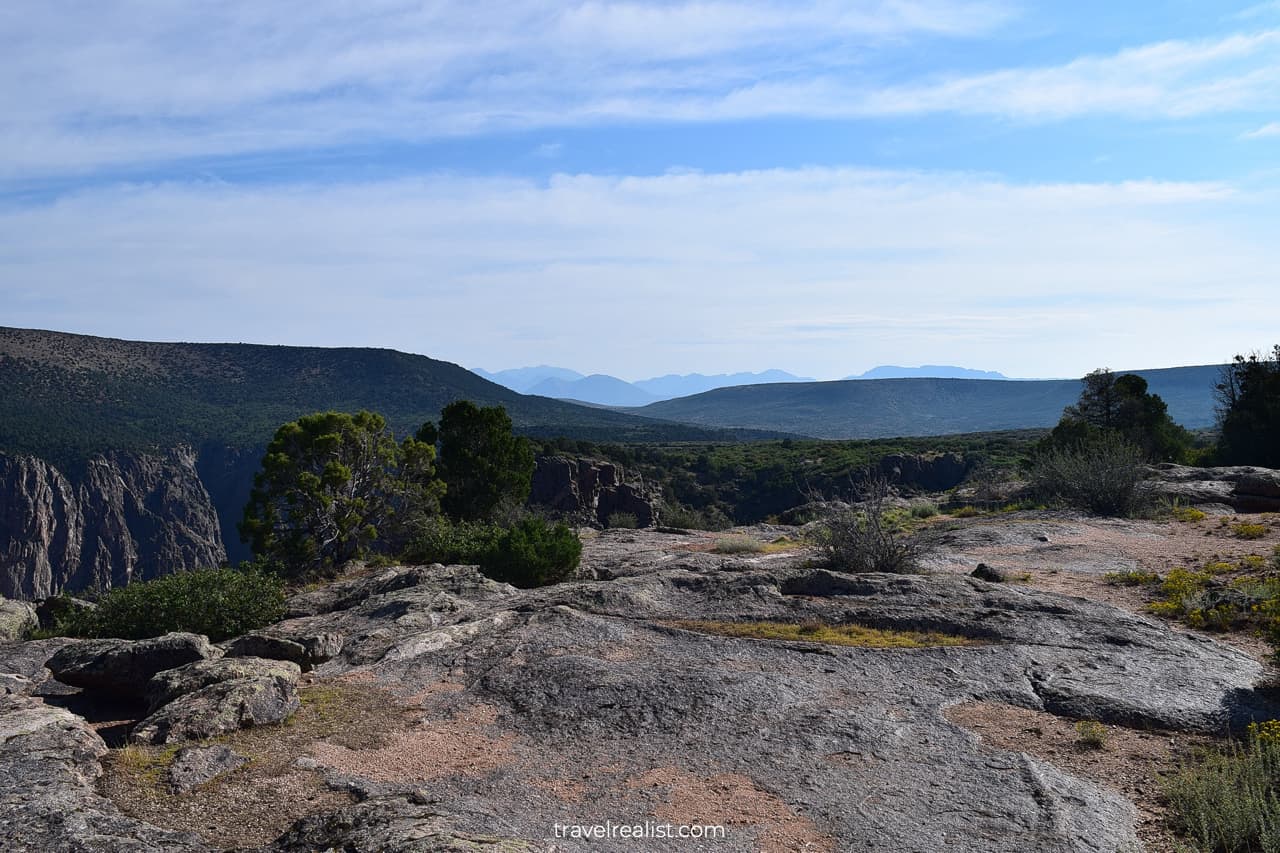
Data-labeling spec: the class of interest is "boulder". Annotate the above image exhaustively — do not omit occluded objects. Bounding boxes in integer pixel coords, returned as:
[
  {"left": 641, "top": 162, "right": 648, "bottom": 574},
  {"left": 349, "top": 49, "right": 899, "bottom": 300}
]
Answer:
[
  {"left": 131, "top": 676, "right": 300, "bottom": 745},
  {"left": 47, "top": 632, "right": 221, "bottom": 699},
  {"left": 0, "top": 637, "right": 78, "bottom": 696},
  {"left": 146, "top": 657, "right": 301, "bottom": 713},
  {"left": 223, "top": 630, "right": 344, "bottom": 672},
  {"left": 971, "top": 563, "right": 1008, "bottom": 583},
  {"left": 0, "top": 598, "right": 37, "bottom": 641},
  {"left": 1146, "top": 464, "right": 1280, "bottom": 512},
  {"left": 0, "top": 695, "right": 212, "bottom": 851},
  {"left": 167, "top": 745, "right": 248, "bottom": 793}
]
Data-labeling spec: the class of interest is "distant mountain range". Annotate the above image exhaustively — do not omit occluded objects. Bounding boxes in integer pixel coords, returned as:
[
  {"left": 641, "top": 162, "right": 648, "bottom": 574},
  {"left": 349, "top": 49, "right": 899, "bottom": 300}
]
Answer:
[
  {"left": 847, "top": 365, "right": 1009, "bottom": 380},
  {"left": 472, "top": 366, "right": 814, "bottom": 406},
  {"left": 631, "top": 365, "right": 1224, "bottom": 439}
]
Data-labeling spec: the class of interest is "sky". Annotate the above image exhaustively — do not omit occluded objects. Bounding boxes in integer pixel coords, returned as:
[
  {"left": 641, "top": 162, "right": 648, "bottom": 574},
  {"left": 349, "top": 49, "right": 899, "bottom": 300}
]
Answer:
[{"left": 2, "top": 1, "right": 1278, "bottom": 381}]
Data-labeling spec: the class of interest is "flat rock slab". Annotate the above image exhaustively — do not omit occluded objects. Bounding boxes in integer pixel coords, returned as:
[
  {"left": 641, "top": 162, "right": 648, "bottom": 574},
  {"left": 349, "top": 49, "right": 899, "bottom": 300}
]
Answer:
[
  {"left": 147, "top": 656, "right": 301, "bottom": 713},
  {"left": 131, "top": 675, "right": 300, "bottom": 745},
  {"left": 168, "top": 744, "right": 249, "bottom": 794},
  {"left": 48, "top": 632, "right": 222, "bottom": 699},
  {"left": 256, "top": 549, "right": 1276, "bottom": 852},
  {"left": 0, "top": 695, "right": 212, "bottom": 852}
]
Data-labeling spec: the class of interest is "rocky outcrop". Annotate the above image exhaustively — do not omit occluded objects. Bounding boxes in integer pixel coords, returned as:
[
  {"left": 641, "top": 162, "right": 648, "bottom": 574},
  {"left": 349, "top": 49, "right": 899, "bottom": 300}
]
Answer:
[
  {"left": 530, "top": 455, "right": 660, "bottom": 527},
  {"left": 1146, "top": 464, "right": 1280, "bottom": 512},
  {"left": 146, "top": 656, "right": 301, "bottom": 713},
  {"left": 878, "top": 452, "right": 973, "bottom": 491},
  {"left": 224, "top": 631, "right": 342, "bottom": 672},
  {"left": 0, "top": 448, "right": 226, "bottom": 600},
  {"left": 0, "top": 597, "right": 36, "bottom": 640},
  {"left": 167, "top": 745, "right": 249, "bottom": 794},
  {"left": 47, "top": 632, "right": 222, "bottom": 699},
  {"left": 131, "top": 675, "right": 300, "bottom": 745},
  {"left": 0, "top": 695, "right": 212, "bottom": 852}
]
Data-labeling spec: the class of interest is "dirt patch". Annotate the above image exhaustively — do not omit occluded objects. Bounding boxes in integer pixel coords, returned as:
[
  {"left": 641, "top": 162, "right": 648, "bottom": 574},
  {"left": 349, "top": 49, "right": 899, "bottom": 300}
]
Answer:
[
  {"left": 628, "top": 767, "right": 835, "bottom": 852},
  {"left": 307, "top": 702, "right": 515, "bottom": 783},
  {"left": 945, "top": 700, "right": 1215, "bottom": 853},
  {"left": 98, "top": 680, "right": 412, "bottom": 849}
]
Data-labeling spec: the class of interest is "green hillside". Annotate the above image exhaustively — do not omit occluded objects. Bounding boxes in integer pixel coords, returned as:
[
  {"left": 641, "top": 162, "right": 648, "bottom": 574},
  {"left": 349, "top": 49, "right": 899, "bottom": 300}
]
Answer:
[
  {"left": 0, "top": 327, "right": 775, "bottom": 467},
  {"left": 632, "top": 366, "right": 1224, "bottom": 439}
]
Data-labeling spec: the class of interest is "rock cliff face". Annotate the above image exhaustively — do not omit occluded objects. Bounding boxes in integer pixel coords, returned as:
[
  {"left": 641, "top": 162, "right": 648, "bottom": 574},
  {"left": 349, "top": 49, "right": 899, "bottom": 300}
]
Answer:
[
  {"left": 529, "top": 455, "right": 660, "bottom": 526},
  {"left": 0, "top": 448, "right": 226, "bottom": 600}
]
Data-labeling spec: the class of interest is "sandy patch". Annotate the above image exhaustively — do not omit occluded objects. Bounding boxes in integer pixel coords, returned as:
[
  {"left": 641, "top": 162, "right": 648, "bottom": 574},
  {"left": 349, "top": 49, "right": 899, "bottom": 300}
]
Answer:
[{"left": 628, "top": 767, "right": 835, "bottom": 853}]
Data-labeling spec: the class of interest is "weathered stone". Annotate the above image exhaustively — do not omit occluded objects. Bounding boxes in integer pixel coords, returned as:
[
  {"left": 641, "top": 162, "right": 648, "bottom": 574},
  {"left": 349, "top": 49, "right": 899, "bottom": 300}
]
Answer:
[
  {"left": 0, "top": 598, "right": 36, "bottom": 640},
  {"left": 48, "top": 632, "right": 222, "bottom": 699},
  {"left": 0, "top": 637, "right": 78, "bottom": 696},
  {"left": 879, "top": 452, "right": 972, "bottom": 492},
  {"left": 971, "top": 563, "right": 1007, "bottom": 582},
  {"left": 261, "top": 797, "right": 543, "bottom": 852},
  {"left": 146, "top": 656, "right": 301, "bottom": 713},
  {"left": 0, "top": 695, "right": 212, "bottom": 851},
  {"left": 530, "top": 455, "right": 660, "bottom": 527},
  {"left": 167, "top": 744, "right": 249, "bottom": 793},
  {"left": 1146, "top": 464, "right": 1280, "bottom": 512},
  {"left": 223, "top": 633, "right": 311, "bottom": 670},
  {"left": 0, "top": 448, "right": 226, "bottom": 601},
  {"left": 131, "top": 675, "right": 299, "bottom": 745}
]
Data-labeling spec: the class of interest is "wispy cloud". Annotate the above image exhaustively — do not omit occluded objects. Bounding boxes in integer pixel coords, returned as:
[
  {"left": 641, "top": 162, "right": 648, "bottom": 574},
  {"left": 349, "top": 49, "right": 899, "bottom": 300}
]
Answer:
[
  {"left": 1243, "top": 121, "right": 1280, "bottom": 138},
  {"left": 2, "top": 167, "right": 1272, "bottom": 377}
]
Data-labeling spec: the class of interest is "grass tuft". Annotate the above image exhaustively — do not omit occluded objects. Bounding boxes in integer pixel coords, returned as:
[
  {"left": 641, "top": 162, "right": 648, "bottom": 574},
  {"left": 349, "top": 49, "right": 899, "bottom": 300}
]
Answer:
[{"left": 667, "top": 619, "right": 975, "bottom": 649}]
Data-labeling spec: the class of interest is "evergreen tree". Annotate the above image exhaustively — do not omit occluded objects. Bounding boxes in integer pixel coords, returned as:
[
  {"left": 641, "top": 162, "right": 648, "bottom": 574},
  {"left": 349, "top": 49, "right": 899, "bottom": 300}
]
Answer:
[
  {"left": 428, "top": 401, "right": 535, "bottom": 521},
  {"left": 1045, "top": 369, "right": 1191, "bottom": 462},
  {"left": 1216, "top": 346, "right": 1280, "bottom": 467}
]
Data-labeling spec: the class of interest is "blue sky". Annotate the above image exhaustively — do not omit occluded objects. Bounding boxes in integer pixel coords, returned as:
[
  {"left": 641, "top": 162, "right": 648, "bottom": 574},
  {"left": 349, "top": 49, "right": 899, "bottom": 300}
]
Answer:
[{"left": 2, "top": 1, "right": 1278, "bottom": 380}]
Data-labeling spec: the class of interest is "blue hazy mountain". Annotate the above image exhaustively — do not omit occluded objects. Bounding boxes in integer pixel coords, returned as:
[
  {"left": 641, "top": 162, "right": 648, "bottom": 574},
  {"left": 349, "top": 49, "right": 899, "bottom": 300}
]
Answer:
[
  {"left": 527, "top": 374, "right": 659, "bottom": 407},
  {"left": 848, "top": 365, "right": 1009, "bottom": 380},
  {"left": 635, "top": 370, "right": 812, "bottom": 399},
  {"left": 471, "top": 365, "right": 585, "bottom": 394}
]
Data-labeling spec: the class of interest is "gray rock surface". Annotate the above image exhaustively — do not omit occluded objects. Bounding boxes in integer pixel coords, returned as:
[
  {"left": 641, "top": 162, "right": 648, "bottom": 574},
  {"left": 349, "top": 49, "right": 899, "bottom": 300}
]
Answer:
[
  {"left": 0, "top": 598, "right": 36, "bottom": 640},
  {"left": 0, "top": 448, "right": 226, "bottom": 601},
  {"left": 223, "top": 630, "right": 342, "bottom": 672},
  {"left": 167, "top": 744, "right": 249, "bottom": 793},
  {"left": 146, "top": 656, "right": 301, "bottom": 713},
  {"left": 48, "top": 632, "right": 222, "bottom": 699},
  {"left": 0, "top": 695, "right": 212, "bottom": 852},
  {"left": 131, "top": 675, "right": 300, "bottom": 745},
  {"left": 261, "top": 796, "right": 543, "bottom": 852},
  {"left": 250, "top": 535, "right": 1275, "bottom": 851},
  {"left": 1147, "top": 464, "right": 1280, "bottom": 512},
  {"left": 0, "top": 637, "right": 77, "bottom": 696}
]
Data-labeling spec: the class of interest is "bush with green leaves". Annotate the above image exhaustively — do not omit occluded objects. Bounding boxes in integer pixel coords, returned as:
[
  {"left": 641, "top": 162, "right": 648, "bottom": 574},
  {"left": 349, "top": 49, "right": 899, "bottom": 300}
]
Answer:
[
  {"left": 479, "top": 517, "right": 582, "bottom": 588},
  {"left": 60, "top": 567, "right": 285, "bottom": 642},
  {"left": 1029, "top": 432, "right": 1149, "bottom": 517},
  {"left": 660, "top": 504, "right": 734, "bottom": 531},
  {"left": 1164, "top": 721, "right": 1280, "bottom": 853},
  {"left": 606, "top": 512, "right": 638, "bottom": 529},
  {"left": 402, "top": 516, "right": 501, "bottom": 565},
  {"left": 429, "top": 401, "right": 535, "bottom": 522}
]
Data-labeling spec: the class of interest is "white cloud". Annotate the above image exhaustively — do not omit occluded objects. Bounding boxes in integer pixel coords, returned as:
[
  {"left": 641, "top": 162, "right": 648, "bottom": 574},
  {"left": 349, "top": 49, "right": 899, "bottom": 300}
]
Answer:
[
  {"left": 1, "top": 167, "right": 1274, "bottom": 378},
  {"left": 1244, "top": 121, "right": 1280, "bottom": 137}
]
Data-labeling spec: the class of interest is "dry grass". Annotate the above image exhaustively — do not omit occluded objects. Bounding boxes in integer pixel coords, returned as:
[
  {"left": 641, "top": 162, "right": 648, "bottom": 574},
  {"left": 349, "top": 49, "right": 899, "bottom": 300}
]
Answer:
[
  {"left": 100, "top": 679, "right": 410, "bottom": 849},
  {"left": 667, "top": 619, "right": 975, "bottom": 649}
]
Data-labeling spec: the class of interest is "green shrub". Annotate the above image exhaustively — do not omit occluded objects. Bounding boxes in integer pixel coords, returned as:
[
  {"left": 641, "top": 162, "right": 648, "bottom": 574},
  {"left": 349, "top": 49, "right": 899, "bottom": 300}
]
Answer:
[
  {"left": 910, "top": 502, "right": 939, "bottom": 519},
  {"left": 1074, "top": 720, "right": 1107, "bottom": 750},
  {"left": 660, "top": 504, "right": 734, "bottom": 531},
  {"left": 606, "top": 512, "right": 638, "bottom": 529},
  {"left": 950, "top": 506, "right": 983, "bottom": 518},
  {"left": 63, "top": 567, "right": 285, "bottom": 642},
  {"left": 712, "top": 535, "right": 766, "bottom": 554},
  {"left": 1164, "top": 721, "right": 1280, "bottom": 853},
  {"left": 1029, "top": 433, "right": 1149, "bottom": 517},
  {"left": 1233, "top": 523, "right": 1268, "bottom": 540},
  {"left": 402, "top": 517, "right": 501, "bottom": 565},
  {"left": 479, "top": 517, "right": 583, "bottom": 588}
]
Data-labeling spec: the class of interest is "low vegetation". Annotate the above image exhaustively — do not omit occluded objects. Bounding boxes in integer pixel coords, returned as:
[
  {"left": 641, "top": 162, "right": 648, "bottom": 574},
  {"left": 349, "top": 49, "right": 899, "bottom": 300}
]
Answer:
[
  {"left": 54, "top": 567, "right": 285, "bottom": 642},
  {"left": 1164, "top": 721, "right": 1280, "bottom": 853},
  {"left": 1074, "top": 720, "right": 1107, "bottom": 750},
  {"left": 1103, "top": 569, "right": 1161, "bottom": 586},
  {"left": 478, "top": 516, "right": 582, "bottom": 588},
  {"left": 1232, "top": 522, "right": 1269, "bottom": 540},
  {"left": 668, "top": 619, "right": 974, "bottom": 649},
  {"left": 711, "top": 535, "right": 766, "bottom": 554},
  {"left": 1029, "top": 432, "right": 1150, "bottom": 517},
  {"left": 820, "top": 475, "right": 935, "bottom": 574}
]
